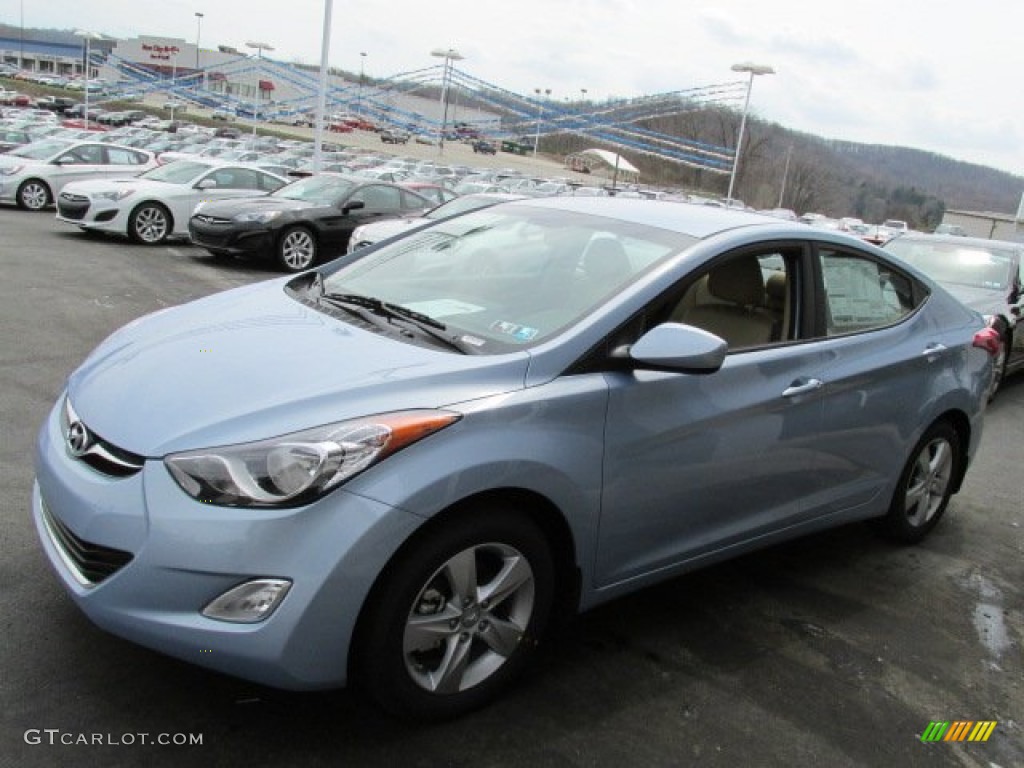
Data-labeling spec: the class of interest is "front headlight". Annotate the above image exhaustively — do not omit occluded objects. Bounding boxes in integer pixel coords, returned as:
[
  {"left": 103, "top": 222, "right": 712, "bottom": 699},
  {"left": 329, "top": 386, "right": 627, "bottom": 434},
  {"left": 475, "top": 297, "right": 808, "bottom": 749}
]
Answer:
[
  {"left": 94, "top": 188, "right": 136, "bottom": 202},
  {"left": 0, "top": 165, "right": 25, "bottom": 176},
  {"left": 233, "top": 210, "right": 282, "bottom": 224},
  {"left": 164, "top": 410, "right": 460, "bottom": 508}
]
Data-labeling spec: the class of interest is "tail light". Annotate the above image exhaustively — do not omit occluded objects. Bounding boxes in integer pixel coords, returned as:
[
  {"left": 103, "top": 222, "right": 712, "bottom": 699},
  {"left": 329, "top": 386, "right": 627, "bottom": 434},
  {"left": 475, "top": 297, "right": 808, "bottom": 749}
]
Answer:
[{"left": 972, "top": 327, "right": 1001, "bottom": 355}]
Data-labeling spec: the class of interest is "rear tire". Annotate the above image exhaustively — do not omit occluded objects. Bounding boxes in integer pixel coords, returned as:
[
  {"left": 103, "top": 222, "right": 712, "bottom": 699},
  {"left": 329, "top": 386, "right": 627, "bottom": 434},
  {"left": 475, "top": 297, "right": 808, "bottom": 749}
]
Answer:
[
  {"left": 876, "top": 421, "right": 962, "bottom": 544},
  {"left": 355, "top": 505, "right": 555, "bottom": 721}
]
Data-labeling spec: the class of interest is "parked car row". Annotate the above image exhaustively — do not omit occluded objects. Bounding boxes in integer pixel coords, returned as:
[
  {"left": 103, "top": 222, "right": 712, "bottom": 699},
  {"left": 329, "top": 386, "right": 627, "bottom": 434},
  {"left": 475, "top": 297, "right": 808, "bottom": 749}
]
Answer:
[{"left": 4, "top": 121, "right": 1020, "bottom": 402}]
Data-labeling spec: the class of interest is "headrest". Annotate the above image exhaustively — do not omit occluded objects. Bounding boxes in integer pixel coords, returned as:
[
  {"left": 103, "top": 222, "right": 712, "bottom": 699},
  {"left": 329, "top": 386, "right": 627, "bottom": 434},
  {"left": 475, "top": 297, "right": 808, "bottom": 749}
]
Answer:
[{"left": 707, "top": 258, "right": 765, "bottom": 306}]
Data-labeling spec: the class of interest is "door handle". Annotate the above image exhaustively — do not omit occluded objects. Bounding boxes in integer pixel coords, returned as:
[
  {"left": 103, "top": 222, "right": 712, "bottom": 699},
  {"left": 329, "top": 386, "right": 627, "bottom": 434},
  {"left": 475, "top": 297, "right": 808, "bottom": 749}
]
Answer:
[
  {"left": 782, "top": 378, "right": 824, "bottom": 397},
  {"left": 922, "top": 342, "right": 947, "bottom": 359}
]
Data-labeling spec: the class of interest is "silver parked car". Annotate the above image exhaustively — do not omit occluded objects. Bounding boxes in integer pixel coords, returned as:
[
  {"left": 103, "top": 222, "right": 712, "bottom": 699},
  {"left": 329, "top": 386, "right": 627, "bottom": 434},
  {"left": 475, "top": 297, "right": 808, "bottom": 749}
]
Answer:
[
  {"left": 34, "top": 198, "right": 995, "bottom": 720},
  {"left": 0, "top": 139, "right": 156, "bottom": 210},
  {"left": 884, "top": 232, "right": 1024, "bottom": 399},
  {"left": 55, "top": 159, "right": 289, "bottom": 244}
]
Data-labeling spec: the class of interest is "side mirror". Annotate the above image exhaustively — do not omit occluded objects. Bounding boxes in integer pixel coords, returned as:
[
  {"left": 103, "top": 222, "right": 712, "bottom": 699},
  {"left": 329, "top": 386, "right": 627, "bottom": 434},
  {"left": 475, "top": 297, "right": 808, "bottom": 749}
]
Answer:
[
  {"left": 54, "top": 155, "right": 75, "bottom": 165},
  {"left": 196, "top": 178, "right": 217, "bottom": 190},
  {"left": 617, "top": 322, "right": 727, "bottom": 374},
  {"left": 341, "top": 200, "right": 366, "bottom": 214}
]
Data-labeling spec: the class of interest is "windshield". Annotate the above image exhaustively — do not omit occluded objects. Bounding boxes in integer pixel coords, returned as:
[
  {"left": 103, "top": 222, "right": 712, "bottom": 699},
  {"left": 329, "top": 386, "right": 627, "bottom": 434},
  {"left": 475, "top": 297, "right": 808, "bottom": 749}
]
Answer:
[
  {"left": 886, "top": 239, "right": 1014, "bottom": 291},
  {"left": 7, "top": 139, "right": 72, "bottom": 160},
  {"left": 274, "top": 174, "right": 355, "bottom": 205},
  {"left": 139, "top": 160, "right": 211, "bottom": 184},
  {"left": 321, "top": 204, "right": 694, "bottom": 352}
]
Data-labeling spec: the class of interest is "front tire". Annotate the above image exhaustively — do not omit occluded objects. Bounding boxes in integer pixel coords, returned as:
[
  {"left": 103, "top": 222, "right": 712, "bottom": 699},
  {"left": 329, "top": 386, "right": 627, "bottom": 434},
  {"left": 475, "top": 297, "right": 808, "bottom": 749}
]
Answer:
[
  {"left": 277, "top": 226, "right": 318, "bottom": 272},
  {"left": 17, "top": 179, "right": 52, "bottom": 211},
  {"left": 877, "top": 421, "right": 962, "bottom": 544},
  {"left": 128, "top": 202, "right": 171, "bottom": 244},
  {"left": 355, "top": 506, "right": 555, "bottom": 720}
]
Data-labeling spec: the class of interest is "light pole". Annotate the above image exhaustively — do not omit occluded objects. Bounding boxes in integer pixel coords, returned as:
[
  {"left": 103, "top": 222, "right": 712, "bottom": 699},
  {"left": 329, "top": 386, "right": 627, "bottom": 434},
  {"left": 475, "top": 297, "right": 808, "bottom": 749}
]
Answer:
[
  {"left": 194, "top": 12, "right": 204, "bottom": 92},
  {"left": 726, "top": 61, "right": 774, "bottom": 204},
  {"left": 169, "top": 52, "right": 178, "bottom": 123},
  {"left": 245, "top": 41, "right": 274, "bottom": 139},
  {"left": 778, "top": 144, "right": 793, "bottom": 208},
  {"left": 312, "top": 0, "right": 333, "bottom": 171},
  {"left": 430, "top": 47, "right": 463, "bottom": 155},
  {"left": 533, "top": 87, "right": 550, "bottom": 158},
  {"left": 18, "top": 0, "right": 24, "bottom": 72},
  {"left": 74, "top": 30, "right": 101, "bottom": 129},
  {"left": 357, "top": 51, "right": 366, "bottom": 115}
]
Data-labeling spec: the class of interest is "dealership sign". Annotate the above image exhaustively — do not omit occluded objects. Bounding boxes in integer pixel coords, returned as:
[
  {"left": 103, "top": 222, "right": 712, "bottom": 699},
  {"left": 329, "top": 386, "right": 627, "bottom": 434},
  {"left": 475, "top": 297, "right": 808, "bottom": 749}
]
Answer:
[{"left": 142, "top": 43, "right": 180, "bottom": 61}]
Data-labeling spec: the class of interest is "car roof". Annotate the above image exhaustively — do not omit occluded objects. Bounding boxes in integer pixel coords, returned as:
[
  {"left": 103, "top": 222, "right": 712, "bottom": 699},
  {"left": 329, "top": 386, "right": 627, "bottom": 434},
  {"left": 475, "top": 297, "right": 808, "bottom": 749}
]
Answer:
[{"left": 504, "top": 196, "right": 806, "bottom": 239}]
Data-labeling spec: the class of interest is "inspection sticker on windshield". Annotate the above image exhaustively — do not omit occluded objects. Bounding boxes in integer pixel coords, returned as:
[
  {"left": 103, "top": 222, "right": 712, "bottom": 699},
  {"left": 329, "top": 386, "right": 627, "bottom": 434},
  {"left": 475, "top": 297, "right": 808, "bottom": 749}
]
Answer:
[
  {"left": 403, "top": 299, "right": 484, "bottom": 318},
  {"left": 490, "top": 320, "right": 539, "bottom": 342}
]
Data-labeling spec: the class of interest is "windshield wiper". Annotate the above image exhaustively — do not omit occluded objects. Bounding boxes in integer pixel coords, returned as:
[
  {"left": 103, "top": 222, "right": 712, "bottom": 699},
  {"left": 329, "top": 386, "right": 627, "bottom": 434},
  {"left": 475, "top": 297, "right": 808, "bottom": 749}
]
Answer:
[{"left": 318, "top": 292, "right": 476, "bottom": 354}]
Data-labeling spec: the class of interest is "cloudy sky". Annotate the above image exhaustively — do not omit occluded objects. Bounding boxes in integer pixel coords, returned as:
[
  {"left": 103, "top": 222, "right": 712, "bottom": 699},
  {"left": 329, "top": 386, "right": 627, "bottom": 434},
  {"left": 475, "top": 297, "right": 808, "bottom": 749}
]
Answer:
[{"left": 6, "top": 0, "right": 1024, "bottom": 179}]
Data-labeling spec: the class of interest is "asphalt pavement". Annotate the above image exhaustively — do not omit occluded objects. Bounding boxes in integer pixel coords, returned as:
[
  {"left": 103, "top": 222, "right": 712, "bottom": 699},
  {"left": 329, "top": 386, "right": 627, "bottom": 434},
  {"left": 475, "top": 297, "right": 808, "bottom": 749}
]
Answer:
[{"left": 0, "top": 208, "right": 1020, "bottom": 768}]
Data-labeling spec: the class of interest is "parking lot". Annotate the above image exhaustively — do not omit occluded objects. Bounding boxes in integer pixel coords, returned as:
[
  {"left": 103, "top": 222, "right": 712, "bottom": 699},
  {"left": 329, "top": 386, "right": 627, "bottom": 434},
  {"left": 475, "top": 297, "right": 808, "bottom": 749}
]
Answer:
[{"left": 1, "top": 207, "right": 1021, "bottom": 768}]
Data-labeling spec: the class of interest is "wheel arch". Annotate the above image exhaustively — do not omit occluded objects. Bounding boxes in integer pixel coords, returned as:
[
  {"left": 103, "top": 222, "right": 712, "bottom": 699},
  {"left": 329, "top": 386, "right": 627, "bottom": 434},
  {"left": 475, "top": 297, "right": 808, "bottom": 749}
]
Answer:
[
  {"left": 347, "top": 486, "right": 580, "bottom": 679},
  {"left": 931, "top": 408, "right": 972, "bottom": 494}
]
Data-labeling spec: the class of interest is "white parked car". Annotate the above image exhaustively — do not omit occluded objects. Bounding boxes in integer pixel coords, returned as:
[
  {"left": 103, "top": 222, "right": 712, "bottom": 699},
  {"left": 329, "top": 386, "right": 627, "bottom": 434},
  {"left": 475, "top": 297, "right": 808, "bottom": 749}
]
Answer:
[
  {"left": 347, "top": 193, "right": 524, "bottom": 253},
  {"left": 55, "top": 159, "right": 288, "bottom": 244},
  {"left": 0, "top": 139, "right": 157, "bottom": 210}
]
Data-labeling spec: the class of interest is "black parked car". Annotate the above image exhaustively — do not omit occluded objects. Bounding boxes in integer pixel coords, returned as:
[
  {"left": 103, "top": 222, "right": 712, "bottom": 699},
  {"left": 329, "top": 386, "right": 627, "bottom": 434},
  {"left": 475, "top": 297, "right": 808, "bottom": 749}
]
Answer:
[
  {"left": 885, "top": 233, "right": 1024, "bottom": 400},
  {"left": 188, "top": 173, "right": 433, "bottom": 272},
  {"left": 471, "top": 139, "right": 497, "bottom": 155},
  {"left": 379, "top": 129, "right": 410, "bottom": 145}
]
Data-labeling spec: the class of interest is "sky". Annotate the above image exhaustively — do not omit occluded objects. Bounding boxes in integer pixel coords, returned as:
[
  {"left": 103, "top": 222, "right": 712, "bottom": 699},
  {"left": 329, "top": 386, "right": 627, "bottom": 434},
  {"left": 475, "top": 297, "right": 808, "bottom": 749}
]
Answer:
[{"left": 5, "top": 0, "right": 1024, "bottom": 180}]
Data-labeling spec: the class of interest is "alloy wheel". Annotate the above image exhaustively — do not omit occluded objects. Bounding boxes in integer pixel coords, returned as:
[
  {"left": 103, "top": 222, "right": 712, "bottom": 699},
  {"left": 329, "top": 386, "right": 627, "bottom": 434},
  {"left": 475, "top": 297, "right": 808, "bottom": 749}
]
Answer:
[
  {"left": 134, "top": 206, "right": 169, "bottom": 243},
  {"left": 280, "top": 229, "right": 316, "bottom": 271},
  {"left": 19, "top": 181, "right": 50, "bottom": 211},
  {"left": 901, "top": 436, "right": 954, "bottom": 528},
  {"left": 402, "top": 542, "right": 535, "bottom": 694}
]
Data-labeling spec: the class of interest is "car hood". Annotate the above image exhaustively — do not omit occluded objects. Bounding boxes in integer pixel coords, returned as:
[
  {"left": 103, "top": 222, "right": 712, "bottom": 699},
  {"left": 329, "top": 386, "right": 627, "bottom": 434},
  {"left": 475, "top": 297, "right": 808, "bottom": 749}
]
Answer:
[
  {"left": 193, "top": 196, "right": 320, "bottom": 217},
  {"left": 0, "top": 154, "right": 44, "bottom": 168},
  {"left": 61, "top": 177, "right": 167, "bottom": 196},
  {"left": 67, "top": 279, "right": 530, "bottom": 456},
  {"left": 936, "top": 283, "right": 1006, "bottom": 315}
]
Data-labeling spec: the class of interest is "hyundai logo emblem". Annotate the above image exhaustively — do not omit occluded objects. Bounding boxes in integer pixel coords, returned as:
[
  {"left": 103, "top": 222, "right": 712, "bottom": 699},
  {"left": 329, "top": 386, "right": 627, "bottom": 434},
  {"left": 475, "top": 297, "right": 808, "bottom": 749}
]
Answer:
[{"left": 66, "top": 420, "right": 92, "bottom": 457}]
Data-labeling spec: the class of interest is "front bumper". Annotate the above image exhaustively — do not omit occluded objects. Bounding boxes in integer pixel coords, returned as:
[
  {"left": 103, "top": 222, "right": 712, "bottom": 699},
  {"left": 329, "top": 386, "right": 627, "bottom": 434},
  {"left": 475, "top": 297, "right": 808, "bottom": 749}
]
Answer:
[
  {"left": 56, "top": 194, "right": 128, "bottom": 232},
  {"left": 189, "top": 218, "right": 274, "bottom": 256},
  {"left": 33, "top": 398, "right": 422, "bottom": 690}
]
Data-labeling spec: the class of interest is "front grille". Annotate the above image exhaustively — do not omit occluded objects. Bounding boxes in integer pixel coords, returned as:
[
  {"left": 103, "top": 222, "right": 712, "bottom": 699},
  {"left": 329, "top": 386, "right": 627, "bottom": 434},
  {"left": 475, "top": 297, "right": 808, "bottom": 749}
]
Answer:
[
  {"left": 61, "top": 397, "right": 145, "bottom": 478},
  {"left": 57, "top": 193, "right": 90, "bottom": 221},
  {"left": 40, "top": 501, "right": 133, "bottom": 586},
  {"left": 191, "top": 233, "right": 230, "bottom": 248}
]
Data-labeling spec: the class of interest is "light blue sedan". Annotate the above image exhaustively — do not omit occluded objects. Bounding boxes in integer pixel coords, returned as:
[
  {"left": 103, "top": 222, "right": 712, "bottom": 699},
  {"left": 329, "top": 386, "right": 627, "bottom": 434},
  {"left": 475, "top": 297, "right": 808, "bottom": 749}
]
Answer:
[{"left": 33, "top": 198, "right": 997, "bottom": 720}]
